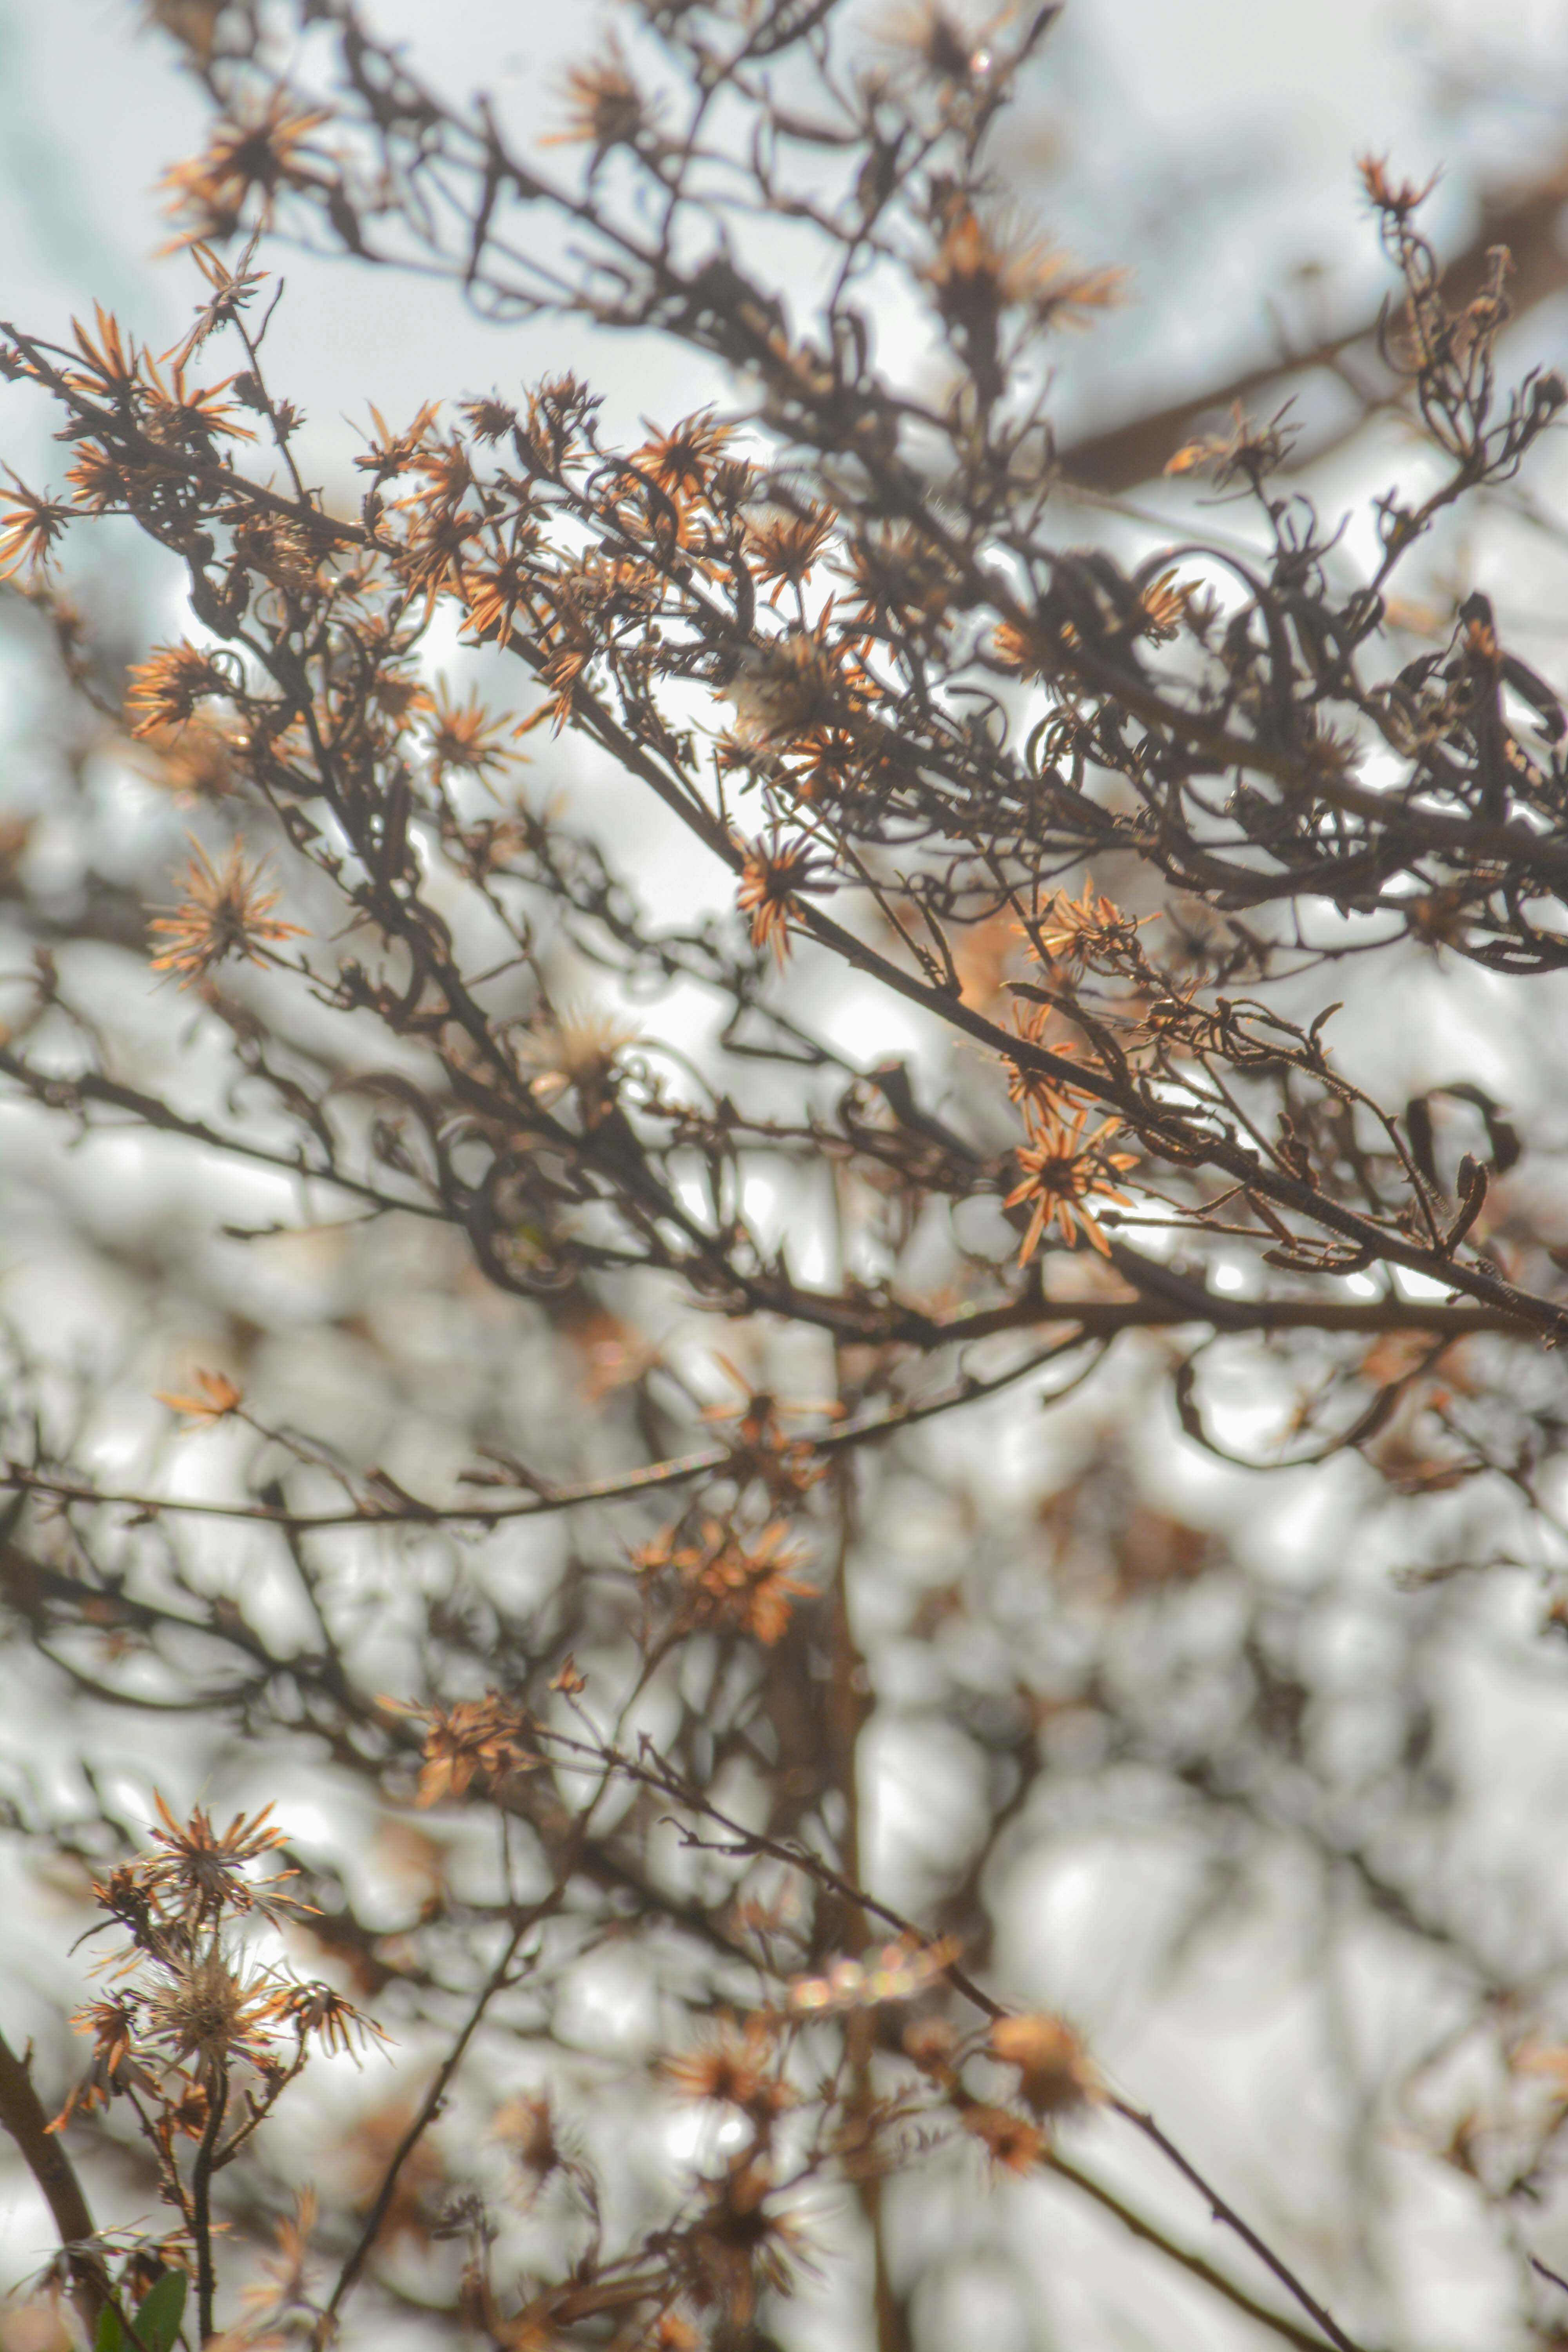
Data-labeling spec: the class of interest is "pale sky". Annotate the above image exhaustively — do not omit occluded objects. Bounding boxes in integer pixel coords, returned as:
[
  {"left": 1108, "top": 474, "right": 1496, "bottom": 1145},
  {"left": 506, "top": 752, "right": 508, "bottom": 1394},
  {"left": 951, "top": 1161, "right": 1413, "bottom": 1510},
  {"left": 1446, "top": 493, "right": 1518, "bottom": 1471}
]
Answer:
[{"left": 2, "top": 0, "right": 1564, "bottom": 497}]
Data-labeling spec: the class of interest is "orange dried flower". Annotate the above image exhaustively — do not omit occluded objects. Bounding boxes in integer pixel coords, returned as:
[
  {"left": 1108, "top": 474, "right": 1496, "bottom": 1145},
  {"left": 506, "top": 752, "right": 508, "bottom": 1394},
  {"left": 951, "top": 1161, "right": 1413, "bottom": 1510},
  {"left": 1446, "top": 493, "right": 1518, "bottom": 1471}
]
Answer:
[
  {"left": 277, "top": 1980, "right": 389, "bottom": 2058},
  {"left": 126, "top": 642, "right": 234, "bottom": 736},
  {"left": 425, "top": 679, "right": 516, "bottom": 784},
  {"left": 1025, "top": 877, "right": 1140, "bottom": 968},
  {"left": 924, "top": 205, "right": 1122, "bottom": 334},
  {"left": 399, "top": 1692, "right": 544, "bottom": 1806},
  {"left": 737, "top": 833, "right": 828, "bottom": 966},
  {"left": 543, "top": 48, "right": 648, "bottom": 164},
  {"left": 154, "top": 1368, "right": 243, "bottom": 1425},
  {"left": 148, "top": 837, "right": 307, "bottom": 985},
  {"left": 744, "top": 504, "right": 837, "bottom": 601},
  {"left": 1005, "top": 1105, "right": 1136, "bottom": 1261},
  {"left": 64, "top": 303, "right": 140, "bottom": 403},
  {"left": 963, "top": 2102, "right": 1045, "bottom": 2173},
  {"left": 0, "top": 472, "right": 71, "bottom": 582},
  {"left": 635, "top": 1519, "right": 815, "bottom": 1645},
  {"left": 988, "top": 2014, "right": 1096, "bottom": 2116},
  {"left": 1357, "top": 153, "right": 1438, "bottom": 220},
  {"left": 492, "top": 2092, "right": 566, "bottom": 2185},
  {"left": 160, "top": 94, "right": 334, "bottom": 243},
  {"left": 142, "top": 1947, "right": 285, "bottom": 2076},
  {"left": 634, "top": 410, "right": 731, "bottom": 498},
  {"left": 145, "top": 1792, "right": 297, "bottom": 1925},
  {"left": 128, "top": 717, "right": 245, "bottom": 803},
  {"left": 664, "top": 2014, "right": 788, "bottom": 2116}
]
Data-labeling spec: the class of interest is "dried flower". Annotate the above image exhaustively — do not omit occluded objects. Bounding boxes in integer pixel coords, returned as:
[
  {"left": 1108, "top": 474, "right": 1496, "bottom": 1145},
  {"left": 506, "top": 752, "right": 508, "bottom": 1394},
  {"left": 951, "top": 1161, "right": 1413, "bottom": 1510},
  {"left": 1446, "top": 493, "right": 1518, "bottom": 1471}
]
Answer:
[
  {"left": 664, "top": 2014, "right": 788, "bottom": 2117},
  {"left": 744, "top": 505, "right": 837, "bottom": 601},
  {"left": 142, "top": 1947, "right": 284, "bottom": 2076},
  {"left": 146, "top": 1793, "right": 297, "bottom": 1926},
  {"left": 1357, "top": 153, "right": 1439, "bottom": 220},
  {"left": 0, "top": 473, "right": 71, "bottom": 582},
  {"left": 128, "top": 717, "right": 245, "bottom": 803},
  {"left": 520, "top": 1004, "right": 638, "bottom": 1111},
  {"left": 737, "top": 833, "right": 829, "bottom": 965},
  {"left": 634, "top": 411, "right": 731, "bottom": 499},
  {"left": 963, "top": 2102, "right": 1045, "bottom": 2173},
  {"left": 126, "top": 643, "right": 235, "bottom": 736},
  {"left": 397, "top": 1693, "right": 544, "bottom": 1806},
  {"left": 160, "top": 95, "right": 334, "bottom": 243},
  {"left": 1025, "top": 878, "right": 1140, "bottom": 969},
  {"left": 988, "top": 2014, "right": 1096, "bottom": 2116},
  {"left": 148, "top": 838, "right": 306, "bottom": 984},
  {"left": 424, "top": 679, "right": 515, "bottom": 784},
  {"left": 636, "top": 1519, "right": 815, "bottom": 1645},
  {"left": 277, "top": 1981, "right": 389, "bottom": 2058},
  {"left": 1005, "top": 1106, "right": 1136, "bottom": 1260},
  {"left": 153, "top": 1368, "right": 243, "bottom": 1425},
  {"left": 544, "top": 48, "right": 649, "bottom": 166}
]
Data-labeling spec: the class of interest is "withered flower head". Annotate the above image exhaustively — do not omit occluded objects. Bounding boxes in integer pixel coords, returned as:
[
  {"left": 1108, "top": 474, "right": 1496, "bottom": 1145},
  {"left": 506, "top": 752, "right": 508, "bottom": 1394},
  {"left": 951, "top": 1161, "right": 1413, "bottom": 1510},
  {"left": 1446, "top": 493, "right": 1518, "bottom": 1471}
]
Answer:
[
  {"left": 664, "top": 2013, "right": 788, "bottom": 2117},
  {"left": 148, "top": 837, "right": 307, "bottom": 985},
  {"left": 879, "top": 0, "right": 996, "bottom": 84},
  {"left": 492, "top": 2092, "right": 566, "bottom": 2186},
  {"left": 726, "top": 629, "right": 848, "bottom": 743},
  {"left": 460, "top": 396, "right": 519, "bottom": 445},
  {"left": 743, "top": 504, "right": 838, "bottom": 601},
  {"left": 962, "top": 2102, "right": 1045, "bottom": 2173},
  {"left": 520, "top": 1003, "right": 639, "bottom": 1109},
  {"left": 924, "top": 205, "right": 1122, "bottom": 335},
  {"left": 1005, "top": 1105, "right": 1136, "bottom": 1262},
  {"left": 1357, "top": 153, "right": 1439, "bottom": 220},
  {"left": 424, "top": 679, "right": 516, "bottom": 784},
  {"left": 277, "top": 1980, "right": 389, "bottom": 2058},
  {"left": 1136, "top": 566, "right": 1197, "bottom": 644},
  {"left": 153, "top": 1368, "right": 243, "bottom": 1429},
  {"left": 64, "top": 304, "right": 140, "bottom": 403},
  {"left": 145, "top": 1793, "right": 298, "bottom": 1925},
  {"left": 1024, "top": 877, "right": 1142, "bottom": 970},
  {"left": 637, "top": 1517, "right": 816, "bottom": 1646},
  {"left": 737, "top": 832, "right": 830, "bottom": 967},
  {"left": 396, "top": 1691, "right": 544, "bottom": 1807},
  {"left": 136, "top": 349, "right": 259, "bottom": 450},
  {"left": 0, "top": 472, "right": 71, "bottom": 584},
  {"left": 686, "top": 2158, "right": 802, "bottom": 2321},
  {"left": 127, "top": 717, "right": 245, "bottom": 804},
  {"left": 544, "top": 47, "right": 649, "bottom": 164},
  {"left": 143, "top": 1945, "right": 285, "bottom": 2076},
  {"left": 160, "top": 94, "right": 334, "bottom": 244},
  {"left": 50, "top": 1993, "right": 162, "bottom": 2131},
  {"left": 126, "top": 642, "right": 235, "bottom": 737},
  {"left": 634, "top": 410, "right": 732, "bottom": 499},
  {"left": 987, "top": 2013, "right": 1096, "bottom": 2116}
]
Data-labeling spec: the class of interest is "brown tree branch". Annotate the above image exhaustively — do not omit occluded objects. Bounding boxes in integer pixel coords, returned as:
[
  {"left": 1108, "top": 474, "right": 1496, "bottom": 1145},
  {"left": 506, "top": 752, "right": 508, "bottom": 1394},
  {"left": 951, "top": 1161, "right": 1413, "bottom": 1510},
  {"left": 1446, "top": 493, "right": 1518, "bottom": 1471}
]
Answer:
[
  {"left": 0, "top": 2022, "right": 105, "bottom": 2330},
  {"left": 1045, "top": 2150, "right": 1348, "bottom": 2352},
  {"left": 1057, "top": 156, "right": 1568, "bottom": 492}
]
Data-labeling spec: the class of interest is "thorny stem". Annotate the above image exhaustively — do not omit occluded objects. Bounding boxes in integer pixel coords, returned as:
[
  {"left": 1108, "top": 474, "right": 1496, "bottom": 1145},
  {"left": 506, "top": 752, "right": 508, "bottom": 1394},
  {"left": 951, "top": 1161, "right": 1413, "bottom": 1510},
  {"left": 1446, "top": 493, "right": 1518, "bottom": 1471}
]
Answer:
[
  {"left": 1105, "top": 2097, "right": 1366, "bottom": 2352},
  {"left": 1045, "top": 2151, "right": 1354, "bottom": 2352}
]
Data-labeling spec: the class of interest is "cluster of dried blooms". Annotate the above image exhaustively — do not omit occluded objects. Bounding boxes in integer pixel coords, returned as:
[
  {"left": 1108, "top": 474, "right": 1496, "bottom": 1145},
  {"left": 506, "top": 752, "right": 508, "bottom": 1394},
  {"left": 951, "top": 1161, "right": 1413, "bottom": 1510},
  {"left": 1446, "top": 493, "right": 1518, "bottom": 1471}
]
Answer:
[{"left": 3, "top": 0, "right": 1568, "bottom": 2347}]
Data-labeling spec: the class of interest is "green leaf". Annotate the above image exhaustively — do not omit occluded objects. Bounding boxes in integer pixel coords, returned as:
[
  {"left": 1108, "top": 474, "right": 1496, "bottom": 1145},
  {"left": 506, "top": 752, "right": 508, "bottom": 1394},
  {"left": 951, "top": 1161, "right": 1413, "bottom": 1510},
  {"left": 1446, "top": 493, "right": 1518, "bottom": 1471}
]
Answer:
[
  {"left": 94, "top": 2305, "right": 122, "bottom": 2352},
  {"left": 133, "top": 2270, "right": 187, "bottom": 2352}
]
